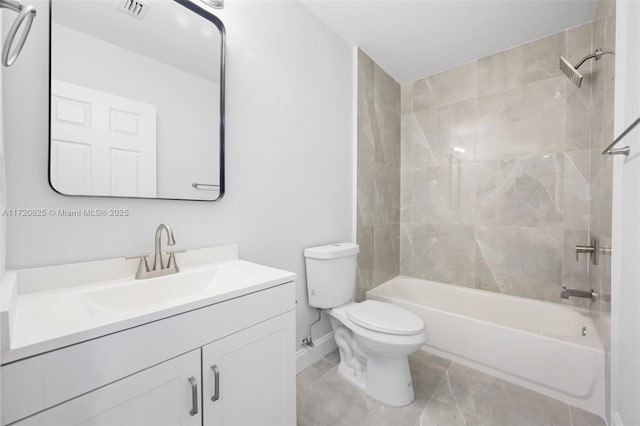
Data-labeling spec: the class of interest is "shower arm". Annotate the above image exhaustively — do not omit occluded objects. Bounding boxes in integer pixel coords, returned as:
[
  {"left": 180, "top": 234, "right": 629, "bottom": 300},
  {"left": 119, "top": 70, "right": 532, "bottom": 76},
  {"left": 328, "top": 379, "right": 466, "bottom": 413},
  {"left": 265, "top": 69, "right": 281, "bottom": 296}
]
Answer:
[{"left": 573, "top": 49, "right": 615, "bottom": 70}]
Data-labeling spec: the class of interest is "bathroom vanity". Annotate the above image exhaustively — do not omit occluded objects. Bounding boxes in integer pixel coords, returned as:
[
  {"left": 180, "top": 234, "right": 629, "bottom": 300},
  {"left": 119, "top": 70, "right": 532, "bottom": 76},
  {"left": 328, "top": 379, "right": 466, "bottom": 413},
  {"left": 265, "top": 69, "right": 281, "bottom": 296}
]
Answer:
[{"left": 0, "top": 245, "right": 296, "bottom": 426}]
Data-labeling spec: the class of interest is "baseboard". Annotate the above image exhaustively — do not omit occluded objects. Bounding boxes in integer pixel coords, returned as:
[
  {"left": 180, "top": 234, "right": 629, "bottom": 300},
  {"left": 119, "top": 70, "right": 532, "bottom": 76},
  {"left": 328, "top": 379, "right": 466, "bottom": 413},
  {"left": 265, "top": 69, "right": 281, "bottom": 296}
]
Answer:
[
  {"left": 295, "top": 331, "right": 336, "bottom": 374},
  {"left": 612, "top": 411, "right": 623, "bottom": 426}
]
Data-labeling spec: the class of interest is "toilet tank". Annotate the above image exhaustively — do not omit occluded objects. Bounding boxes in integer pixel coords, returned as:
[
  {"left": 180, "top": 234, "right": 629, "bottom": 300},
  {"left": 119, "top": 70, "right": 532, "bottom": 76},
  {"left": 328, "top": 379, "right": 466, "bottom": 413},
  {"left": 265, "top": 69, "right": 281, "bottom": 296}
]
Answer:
[{"left": 304, "top": 243, "right": 359, "bottom": 309}]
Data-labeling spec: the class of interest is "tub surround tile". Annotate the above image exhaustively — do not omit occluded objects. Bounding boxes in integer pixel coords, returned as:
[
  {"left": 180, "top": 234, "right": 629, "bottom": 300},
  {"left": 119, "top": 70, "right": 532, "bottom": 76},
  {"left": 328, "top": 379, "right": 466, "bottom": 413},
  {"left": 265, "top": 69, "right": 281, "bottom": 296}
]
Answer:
[
  {"left": 475, "top": 76, "right": 566, "bottom": 161},
  {"left": 411, "top": 100, "right": 477, "bottom": 168},
  {"left": 356, "top": 225, "right": 374, "bottom": 302},
  {"left": 475, "top": 226, "right": 564, "bottom": 302},
  {"left": 476, "top": 156, "right": 563, "bottom": 228},
  {"left": 357, "top": 48, "right": 401, "bottom": 294},
  {"left": 376, "top": 65, "right": 401, "bottom": 118},
  {"left": 357, "top": 157, "right": 375, "bottom": 227},
  {"left": 374, "top": 163, "right": 401, "bottom": 225},
  {"left": 400, "top": 223, "right": 413, "bottom": 277},
  {"left": 564, "top": 150, "right": 591, "bottom": 229},
  {"left": 409, "top": 224, "right": 476, "bottom": 287},
  {"left": 477, "top": 32, "right": 566, "bottom": 96},
  {"left": 411, "top": 163, "right": 477, "bottom": 226},
  {"left": 406, "top": 113, "right": 437, "bottom": 170},
  {"left": 374, "top": 103, "right": 401, "bottom": 168},
  {"left": 358, "top": 48, "right": 375, "bottom": 104},
  {"left": 474, "top": 241, "right": 502, "bottom": 293},
  {"left": 402, "top": 83, "right": 413, "bottom": 116},
  {"left": 373, "top": 223, "right": 400, "bottom": 287},
  {"left": 358, "top": 99, "right": 377, "bottom": 165},
  {"left": 412, "top": 61, "right": 478, "bottom": 112}
]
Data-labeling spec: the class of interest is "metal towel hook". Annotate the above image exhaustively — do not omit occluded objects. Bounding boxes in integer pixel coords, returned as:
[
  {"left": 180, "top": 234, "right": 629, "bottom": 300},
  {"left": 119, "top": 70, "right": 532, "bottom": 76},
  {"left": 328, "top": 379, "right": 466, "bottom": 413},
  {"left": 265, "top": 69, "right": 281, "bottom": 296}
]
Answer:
[{"left": 0, "top": 0, "right": 36, "bottom": 67}]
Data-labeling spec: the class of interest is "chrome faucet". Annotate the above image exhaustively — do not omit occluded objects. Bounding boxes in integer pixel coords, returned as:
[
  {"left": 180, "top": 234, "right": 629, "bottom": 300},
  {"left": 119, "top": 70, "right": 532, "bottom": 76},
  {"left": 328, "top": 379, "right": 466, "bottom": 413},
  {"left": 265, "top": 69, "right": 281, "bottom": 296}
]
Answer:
[
  {"left": 126, "top": 224, "right": 182, "bottom": 279},
  {"left": 560, "top": 286, "right": 598, "bottom": 301},
  {"left": 153, "top": 224, "right": 176, "bottom": 270}
]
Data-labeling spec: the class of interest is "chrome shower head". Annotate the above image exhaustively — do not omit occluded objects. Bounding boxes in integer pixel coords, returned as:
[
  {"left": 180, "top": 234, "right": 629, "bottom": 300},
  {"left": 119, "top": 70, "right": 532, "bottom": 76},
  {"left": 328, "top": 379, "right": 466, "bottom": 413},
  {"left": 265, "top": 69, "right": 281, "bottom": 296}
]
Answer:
[
  {"left": 560, "top": 49, "right": 615, "bottom": 88},
  {"left": 560, "top": 56, "right": 583, "bottom": 88}
]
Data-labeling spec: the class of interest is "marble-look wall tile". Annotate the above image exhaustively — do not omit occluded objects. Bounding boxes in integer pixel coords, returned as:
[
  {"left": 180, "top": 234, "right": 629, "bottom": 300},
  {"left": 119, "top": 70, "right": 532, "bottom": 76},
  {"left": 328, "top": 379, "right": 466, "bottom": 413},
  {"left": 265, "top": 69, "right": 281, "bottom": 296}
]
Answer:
[
  {"left": 375, "top": 63, "right": 401, "bottom": 116},
  {"left": 373, "top": 223, "right": 400, "bottom": 287},
  {"left": 374, "top": 163, "right": 401, "bottom": 225},
  {"left": 374, "top": 103, "right": 401, "bottom": 167},
  {"left": 476, "top": 77, "right": 566, "bottom": 161},
  {"left": 357, "top": 49, "right": 401, "bottom": 294},
  {"left": 411, "top": 163, "right": 477, "bottom": 225},
  {"left": 412, "top": 61, "right": 477, "bottom": 112},
  {"left": 401, "top": 83, "right": 413, "bottom": 116},
  {"left": 357, "top": 157, "right": 375, "bottom": 227},
  {"left": 409, "top": 224, "right": 476, "bottom": 287},
  {"left": 477, "top": 32, "right": 565, "bottom": 96},
  {"left": 564, "top": 150, "right": 590, "bottom": 229},
  {"left": 475, "top": 226, "right": 564, "bottom": 302},
  {"left": 399, "top": 223, "right": 412, "bottom": 276},
  {"left": 476, "top": 155, "right": 563, "bottom": 227},
  {"left": 356, "top": 225, "right": 374, "bottom": 302},
  {"left": 412, "top": 100, "right": 477, "bottom": 168}
]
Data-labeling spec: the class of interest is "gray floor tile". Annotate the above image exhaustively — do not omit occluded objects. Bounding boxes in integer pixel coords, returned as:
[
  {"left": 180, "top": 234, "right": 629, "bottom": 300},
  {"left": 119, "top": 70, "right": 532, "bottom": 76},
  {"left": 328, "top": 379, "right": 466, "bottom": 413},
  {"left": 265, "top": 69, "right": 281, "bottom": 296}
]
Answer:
[
  {"left": 296, "top": 351, "right": 602, "bottom": 426},
  {"left": 569, "top": 406, "right": 606, "bottom": 426},
  {"left": 324, "top": 348, "right": 341, "bottom": 365}
]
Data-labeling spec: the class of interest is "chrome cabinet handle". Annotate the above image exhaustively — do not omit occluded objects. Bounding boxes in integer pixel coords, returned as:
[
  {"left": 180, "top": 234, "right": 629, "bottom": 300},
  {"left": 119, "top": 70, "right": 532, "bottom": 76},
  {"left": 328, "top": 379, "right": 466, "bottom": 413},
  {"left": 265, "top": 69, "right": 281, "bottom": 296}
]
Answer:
[
  {"left": 211, "top": 365, "right": 220, "bottom": 401},
  {"left": 188, "top": 376, "right": 198, "bottom": 416}
]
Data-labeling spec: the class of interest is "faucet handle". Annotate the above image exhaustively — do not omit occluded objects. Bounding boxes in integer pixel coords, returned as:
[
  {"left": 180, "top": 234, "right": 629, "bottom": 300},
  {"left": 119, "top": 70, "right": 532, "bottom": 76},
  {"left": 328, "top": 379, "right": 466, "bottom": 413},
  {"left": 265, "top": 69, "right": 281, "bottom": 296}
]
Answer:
[
  {"left": 126, "top": 255, "right": 150, "bottom": 278},
  {"left": 166, "top": 250, "right": 184, "bottom": 271}
]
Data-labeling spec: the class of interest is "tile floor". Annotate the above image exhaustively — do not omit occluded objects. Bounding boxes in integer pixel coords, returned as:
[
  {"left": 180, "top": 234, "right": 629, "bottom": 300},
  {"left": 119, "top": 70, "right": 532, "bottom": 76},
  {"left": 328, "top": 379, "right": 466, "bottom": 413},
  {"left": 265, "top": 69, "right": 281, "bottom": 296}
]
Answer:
[{"left": 296, "top": 349, "right": 606, "bottom": 426}]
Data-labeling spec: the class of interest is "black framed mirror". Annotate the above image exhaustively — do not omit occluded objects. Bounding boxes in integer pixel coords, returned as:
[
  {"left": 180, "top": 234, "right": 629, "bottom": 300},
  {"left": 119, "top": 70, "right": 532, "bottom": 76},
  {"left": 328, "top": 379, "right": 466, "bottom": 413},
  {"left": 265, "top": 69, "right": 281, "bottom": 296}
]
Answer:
[{"left": 48, "top": 0, "right": 225, "bottom": 201}]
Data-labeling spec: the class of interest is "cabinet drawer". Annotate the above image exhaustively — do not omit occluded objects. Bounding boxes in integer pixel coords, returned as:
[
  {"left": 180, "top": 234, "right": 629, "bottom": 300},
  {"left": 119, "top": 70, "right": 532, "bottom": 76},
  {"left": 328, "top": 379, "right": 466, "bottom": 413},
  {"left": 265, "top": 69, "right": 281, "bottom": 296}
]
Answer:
[{"left": 2, "top": 282, "right": 294, "bottom": 425}]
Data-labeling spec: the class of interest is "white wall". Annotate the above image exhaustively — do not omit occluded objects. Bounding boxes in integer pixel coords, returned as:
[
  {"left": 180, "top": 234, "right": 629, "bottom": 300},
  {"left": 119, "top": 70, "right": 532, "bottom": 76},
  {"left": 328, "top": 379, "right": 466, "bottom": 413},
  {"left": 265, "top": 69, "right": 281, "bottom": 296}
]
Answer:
[
  {"left": 2, "top": 0, "right": 353, "bottom": 354},
  {"left": 52, "top": 23, "right": 220, "bottom": 200}
]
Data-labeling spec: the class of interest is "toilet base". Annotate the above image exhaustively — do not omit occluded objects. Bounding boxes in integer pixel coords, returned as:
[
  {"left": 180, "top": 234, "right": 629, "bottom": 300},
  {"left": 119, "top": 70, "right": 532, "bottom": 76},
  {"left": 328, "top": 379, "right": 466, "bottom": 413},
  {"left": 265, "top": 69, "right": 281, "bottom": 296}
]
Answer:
[
  {"left": 365, "top": 355, "right": 414, "bottom": 406},
  {"left": 336, "top": 354, "right": 415, "bottom": 407}
]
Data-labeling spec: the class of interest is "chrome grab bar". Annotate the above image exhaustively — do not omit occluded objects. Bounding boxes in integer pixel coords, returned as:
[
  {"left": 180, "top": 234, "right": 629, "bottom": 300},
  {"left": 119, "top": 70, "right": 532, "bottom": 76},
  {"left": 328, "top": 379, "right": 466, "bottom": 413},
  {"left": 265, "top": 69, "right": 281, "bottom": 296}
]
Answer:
[
  {"left": 0, "top": 0, "right": 36, "bottom": 67},
  {"left": 602, "top": 117, "right": 640, "bottom": 157}
]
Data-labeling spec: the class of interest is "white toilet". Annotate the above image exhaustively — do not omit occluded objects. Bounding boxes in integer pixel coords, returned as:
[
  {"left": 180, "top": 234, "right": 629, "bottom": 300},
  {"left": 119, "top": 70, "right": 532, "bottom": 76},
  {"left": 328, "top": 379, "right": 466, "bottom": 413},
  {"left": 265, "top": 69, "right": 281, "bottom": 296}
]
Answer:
[{"left": 304, "top": 243, "right": 427, "bottom": 406}]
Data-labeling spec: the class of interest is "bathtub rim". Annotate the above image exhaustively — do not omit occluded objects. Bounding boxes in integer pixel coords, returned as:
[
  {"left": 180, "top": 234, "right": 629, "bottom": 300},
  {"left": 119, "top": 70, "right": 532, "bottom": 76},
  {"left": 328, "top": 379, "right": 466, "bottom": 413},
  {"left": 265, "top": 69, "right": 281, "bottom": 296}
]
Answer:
[{"left": 367, "top": 275, "right": 603, "bottom": 351}]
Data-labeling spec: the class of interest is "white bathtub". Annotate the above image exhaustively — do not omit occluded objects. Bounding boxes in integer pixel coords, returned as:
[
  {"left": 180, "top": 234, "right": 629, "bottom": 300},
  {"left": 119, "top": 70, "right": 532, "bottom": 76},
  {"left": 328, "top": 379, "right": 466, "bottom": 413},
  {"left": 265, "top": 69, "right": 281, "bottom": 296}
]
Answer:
[{"left": 367, "top": 276, "right": 605, "bottom": 418}]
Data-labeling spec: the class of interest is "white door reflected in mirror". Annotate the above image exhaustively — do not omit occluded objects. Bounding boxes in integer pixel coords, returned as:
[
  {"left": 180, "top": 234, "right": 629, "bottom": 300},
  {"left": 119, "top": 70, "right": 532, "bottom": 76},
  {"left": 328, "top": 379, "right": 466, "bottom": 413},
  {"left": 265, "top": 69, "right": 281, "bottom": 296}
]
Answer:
[
  {"left": 49, "top": 0, "right": 225, "bottom": 201},
  {"left": 51, "top": 80, "right": 158, "bottom": 198}
]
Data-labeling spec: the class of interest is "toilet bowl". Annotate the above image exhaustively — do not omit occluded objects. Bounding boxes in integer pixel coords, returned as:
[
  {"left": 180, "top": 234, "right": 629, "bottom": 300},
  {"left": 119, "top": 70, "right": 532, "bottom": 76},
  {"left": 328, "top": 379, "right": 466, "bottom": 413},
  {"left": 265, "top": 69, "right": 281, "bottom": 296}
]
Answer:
[
  {"left": 303, "top": 243, "right": 428, "bottom": 406},
  {"left": 327, "top": 300, "right": 427, "bottom": 406}
]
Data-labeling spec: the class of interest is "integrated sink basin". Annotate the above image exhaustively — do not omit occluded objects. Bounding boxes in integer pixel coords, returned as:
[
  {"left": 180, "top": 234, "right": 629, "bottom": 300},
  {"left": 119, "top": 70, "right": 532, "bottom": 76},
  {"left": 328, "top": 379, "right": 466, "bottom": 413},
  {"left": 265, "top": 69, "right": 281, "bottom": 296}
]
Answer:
[
  {"left": 0, "top": 245, "right": 297, "bottom": 364},
  {"left": 83, "top": 267, "right": 217, "bottom": 313}
]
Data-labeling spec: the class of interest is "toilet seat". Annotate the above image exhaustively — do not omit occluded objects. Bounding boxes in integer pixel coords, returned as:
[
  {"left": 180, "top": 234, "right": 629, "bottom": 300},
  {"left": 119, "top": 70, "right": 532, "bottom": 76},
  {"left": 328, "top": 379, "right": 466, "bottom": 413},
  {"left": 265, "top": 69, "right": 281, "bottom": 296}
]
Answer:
[{"left": 346, "top": 300, "right": 424, "bottom": 336}]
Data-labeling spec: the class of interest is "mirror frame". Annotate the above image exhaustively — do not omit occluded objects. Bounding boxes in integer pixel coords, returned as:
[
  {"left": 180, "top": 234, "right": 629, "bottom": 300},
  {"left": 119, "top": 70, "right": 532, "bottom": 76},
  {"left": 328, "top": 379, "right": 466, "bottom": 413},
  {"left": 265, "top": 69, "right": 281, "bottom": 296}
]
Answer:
[{"left": 47, "top": 0, "right": 226, "bottom": 202}]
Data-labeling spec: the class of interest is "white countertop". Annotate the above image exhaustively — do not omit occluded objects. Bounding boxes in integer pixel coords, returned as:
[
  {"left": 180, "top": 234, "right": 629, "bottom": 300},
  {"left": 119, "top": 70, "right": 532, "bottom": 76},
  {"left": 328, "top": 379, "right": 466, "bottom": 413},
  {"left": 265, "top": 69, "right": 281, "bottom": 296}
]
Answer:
[{"left": 1, "top": 246, "right": 296, "bottom": 364}]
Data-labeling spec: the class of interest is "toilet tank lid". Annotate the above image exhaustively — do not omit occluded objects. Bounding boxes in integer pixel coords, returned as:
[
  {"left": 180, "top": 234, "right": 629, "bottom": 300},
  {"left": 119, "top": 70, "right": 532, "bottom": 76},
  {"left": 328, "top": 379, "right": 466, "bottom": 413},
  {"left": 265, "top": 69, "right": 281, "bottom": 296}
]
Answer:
[{"left": 304, "top": 243, "right": 359, "bottom": 259}]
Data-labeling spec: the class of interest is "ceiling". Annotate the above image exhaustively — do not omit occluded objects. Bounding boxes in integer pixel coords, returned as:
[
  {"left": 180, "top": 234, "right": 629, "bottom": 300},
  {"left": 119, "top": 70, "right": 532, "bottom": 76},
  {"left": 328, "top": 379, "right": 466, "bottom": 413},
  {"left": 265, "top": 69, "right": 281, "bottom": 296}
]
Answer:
[
  {"left": 52, "top": 0, "right": 221, "bottom": 83},
  {"left": 300, "top": 0, "right": 598, "bottom": 84}
]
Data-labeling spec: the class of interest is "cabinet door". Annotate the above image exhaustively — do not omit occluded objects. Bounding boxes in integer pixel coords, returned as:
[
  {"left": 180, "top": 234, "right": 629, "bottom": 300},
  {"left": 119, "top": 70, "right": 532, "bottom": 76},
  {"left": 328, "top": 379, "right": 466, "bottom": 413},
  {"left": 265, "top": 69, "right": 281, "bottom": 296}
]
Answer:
[
  {"left": 202, "top": 311, "right": 295, "bottom": 426},
  {"left": 14, "top": 350, "right": 202, "bottom": 426}
]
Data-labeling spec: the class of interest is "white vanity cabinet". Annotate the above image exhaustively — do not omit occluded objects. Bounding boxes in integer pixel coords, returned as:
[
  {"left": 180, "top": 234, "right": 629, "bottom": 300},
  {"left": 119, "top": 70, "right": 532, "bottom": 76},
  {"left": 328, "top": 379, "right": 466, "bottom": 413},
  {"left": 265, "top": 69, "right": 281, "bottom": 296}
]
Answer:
[
  {"left": 13, "top": 350, "right": 203, "bottom": 426},
  {"left": 2, "top": 275, "right": 296, "bottom": 426},
  {"left": 202, "top": 312, "right": 295, "bottom": 426}
]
